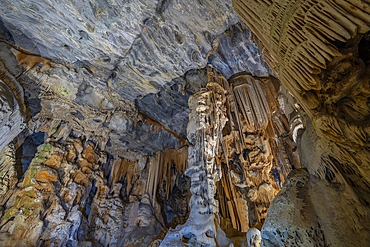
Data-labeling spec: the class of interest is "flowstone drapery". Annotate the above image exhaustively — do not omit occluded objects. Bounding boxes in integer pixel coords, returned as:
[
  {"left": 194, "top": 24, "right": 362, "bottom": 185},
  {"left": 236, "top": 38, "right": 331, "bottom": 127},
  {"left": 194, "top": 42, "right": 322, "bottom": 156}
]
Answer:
[{"left": 217, "top": 73, "right": 299, "bottom": 233}]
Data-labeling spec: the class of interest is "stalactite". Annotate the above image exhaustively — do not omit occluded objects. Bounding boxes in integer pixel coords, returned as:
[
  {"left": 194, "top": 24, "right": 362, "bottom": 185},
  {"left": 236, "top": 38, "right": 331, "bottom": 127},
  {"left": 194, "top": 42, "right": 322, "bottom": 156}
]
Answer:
[
  {"left": 145, "top": 146, "right": 188, "bottom": 206},
  {"left": 233, "top": 0, "right": 370, "bottom": 114}
]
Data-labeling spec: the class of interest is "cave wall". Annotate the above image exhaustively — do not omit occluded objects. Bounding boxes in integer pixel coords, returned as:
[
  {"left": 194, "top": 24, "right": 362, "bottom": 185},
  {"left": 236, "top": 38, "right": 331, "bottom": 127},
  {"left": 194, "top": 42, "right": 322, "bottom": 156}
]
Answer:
[
  {"left": 233, "top": 0, "right": 370, "bottom": 245},
  {"left": 0, "top": 60, "right": 27, "bottom": 152},
  {"left": 0, "top": 59, "right": 300, "bottom": 246}
]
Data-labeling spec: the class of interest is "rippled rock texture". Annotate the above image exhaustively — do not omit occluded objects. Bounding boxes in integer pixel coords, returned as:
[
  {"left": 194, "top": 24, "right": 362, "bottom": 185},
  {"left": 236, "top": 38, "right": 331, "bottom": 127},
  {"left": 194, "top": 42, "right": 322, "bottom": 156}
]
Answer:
[
  {"left": 0, "top": 0, "right": 273, "bottom": 158},
  {"left": 0, "top": 0, "right": 342, "bottom": 245}
]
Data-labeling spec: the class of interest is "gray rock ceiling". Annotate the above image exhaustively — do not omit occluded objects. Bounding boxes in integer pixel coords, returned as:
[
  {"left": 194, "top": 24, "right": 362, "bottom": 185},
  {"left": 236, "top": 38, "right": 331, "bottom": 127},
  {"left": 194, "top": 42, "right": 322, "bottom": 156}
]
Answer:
[{"left": 0, "top": 0, "right": 272, "bottom": 99}]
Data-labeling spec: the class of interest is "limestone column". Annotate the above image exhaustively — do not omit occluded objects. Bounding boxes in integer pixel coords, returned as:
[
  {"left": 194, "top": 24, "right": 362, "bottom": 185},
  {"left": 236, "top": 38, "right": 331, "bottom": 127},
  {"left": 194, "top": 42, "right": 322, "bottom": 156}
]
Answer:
[{"left": 160, "top": 68, "right": 230, "bottom": 246}]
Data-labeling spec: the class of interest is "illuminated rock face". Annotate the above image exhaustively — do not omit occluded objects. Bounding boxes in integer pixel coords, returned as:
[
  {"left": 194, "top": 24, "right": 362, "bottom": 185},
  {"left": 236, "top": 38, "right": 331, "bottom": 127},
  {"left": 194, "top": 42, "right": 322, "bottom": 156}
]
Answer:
[
  {"left": 233, "top": 0, "right": 370, "bottom": 245},
  {"left": 0, "top": 121, "right": 191, "bottom": 247},
  {"left": 0, "top": 61, "right": 27, "bottom": 206},
  {"left": 0, "top": 61, "right": 300, "bottom": 246},
  {"left": 0, "top": 143, "right": 17, "bottom": 206}
]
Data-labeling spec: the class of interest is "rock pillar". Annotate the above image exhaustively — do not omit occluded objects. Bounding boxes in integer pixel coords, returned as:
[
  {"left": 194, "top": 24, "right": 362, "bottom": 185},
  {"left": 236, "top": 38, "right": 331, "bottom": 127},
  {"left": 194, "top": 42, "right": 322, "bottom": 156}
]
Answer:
[{"left": 160, "top": 68, "right": 230, "bottom": 246}]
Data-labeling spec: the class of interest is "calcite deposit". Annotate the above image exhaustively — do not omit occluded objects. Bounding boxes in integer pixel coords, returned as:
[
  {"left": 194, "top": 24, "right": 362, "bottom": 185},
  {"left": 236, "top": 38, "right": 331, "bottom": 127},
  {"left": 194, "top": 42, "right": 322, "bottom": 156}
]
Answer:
[{"left": 0, "top": 0, "right": 369, "bottom": 246}]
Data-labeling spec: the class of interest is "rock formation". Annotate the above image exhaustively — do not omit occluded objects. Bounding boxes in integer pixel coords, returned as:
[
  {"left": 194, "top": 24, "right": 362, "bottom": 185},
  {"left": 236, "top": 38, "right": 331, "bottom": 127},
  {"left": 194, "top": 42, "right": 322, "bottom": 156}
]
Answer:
[
  {"left": 0, "top": 0, "right": 368, "bottom": 246},
  {"left": 233, "top": 0, "right": 370, "bottom": 245},
  {"left": 0, "top": 143, "right": 17, "bottom": 206},
  {"left": 161, "top": 67, "right": 229, "bottom": 246}
]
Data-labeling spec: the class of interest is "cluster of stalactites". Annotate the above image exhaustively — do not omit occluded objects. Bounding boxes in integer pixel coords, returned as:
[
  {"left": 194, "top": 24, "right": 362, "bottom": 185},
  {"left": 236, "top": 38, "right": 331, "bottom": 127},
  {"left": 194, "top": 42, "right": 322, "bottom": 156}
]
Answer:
[
  {"left": 220, "top": 75, "right": 296, "bottom": 171},
  {"left": 145, "top": 147, "right": 188, "bottom": 207},
  {"left": 104, "top": 146, "right": 188, "bottom": 208},
  {"left": 232, "top": 0, "right": 370, "bottom": 114}
]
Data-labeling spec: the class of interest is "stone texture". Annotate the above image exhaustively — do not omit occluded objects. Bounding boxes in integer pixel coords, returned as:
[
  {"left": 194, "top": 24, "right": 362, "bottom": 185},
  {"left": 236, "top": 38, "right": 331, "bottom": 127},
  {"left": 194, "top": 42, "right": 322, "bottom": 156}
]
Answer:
[
  {"left": 209, "top": 24, "right": 273, "bottom": 79},
  {"left": 261, "top": 168, "right": 326, "bottom": 247},
  {"left": 247, "top": 228, "right": 261, "bottom": 247},
  {"left": 0, "top": 143, "right": 17, "bottom": 206}
]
